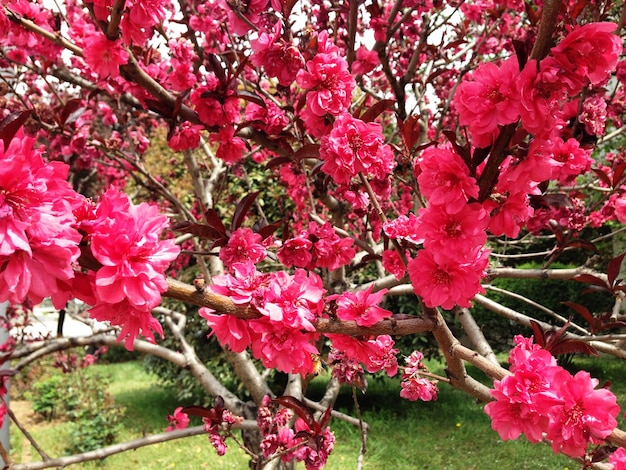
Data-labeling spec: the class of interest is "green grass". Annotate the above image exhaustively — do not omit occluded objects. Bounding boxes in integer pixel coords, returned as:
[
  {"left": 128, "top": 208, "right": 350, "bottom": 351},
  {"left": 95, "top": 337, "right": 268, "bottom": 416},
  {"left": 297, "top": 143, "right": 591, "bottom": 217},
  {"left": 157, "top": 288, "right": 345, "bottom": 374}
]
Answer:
[{"left": 11, "top": 356, "right": 626, "bottom": 469}]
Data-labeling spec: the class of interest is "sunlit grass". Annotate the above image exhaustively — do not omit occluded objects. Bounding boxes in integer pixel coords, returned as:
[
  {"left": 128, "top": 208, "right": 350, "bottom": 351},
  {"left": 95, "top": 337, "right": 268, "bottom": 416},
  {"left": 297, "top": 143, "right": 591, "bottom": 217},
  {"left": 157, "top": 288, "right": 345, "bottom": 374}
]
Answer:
[{"left": 11, "top": 356, "right": 626, "bottom": 469}]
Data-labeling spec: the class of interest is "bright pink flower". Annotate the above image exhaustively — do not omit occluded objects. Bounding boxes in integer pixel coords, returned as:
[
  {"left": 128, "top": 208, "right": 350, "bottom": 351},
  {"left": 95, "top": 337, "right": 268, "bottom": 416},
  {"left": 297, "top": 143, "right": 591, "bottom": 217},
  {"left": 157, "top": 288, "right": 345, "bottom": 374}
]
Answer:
[
  {"left": 207, "top": 262, "right": 270, "bottom": 306},
  {"left": 249, "top": 319, "right": 320, "bottom": 375},
  {"left": 90, "top": 187, "right": 180, "bottom": 311},
  {"left": 551, "top": 22, "right": 621, "bottom": 86},
  {"left": 382, "top": 249, "right": 407, "bottom": 280},
  {"left": 166, "top": 407, "right": 190, "bottom": 432},
  {"left": 400, "top": 376, "right": 439, "bottom": 402},
  {"left": 327, "top": 334, "right": 399, "bottom": 376},
  {"left": 517, "top": 58, "right": 571, "bottom": 137},
  {"left": 200, "top": 307, "right": 254, "bottom": 353},
  {"left": 454, "top": 57, "right": 520, "bottom": 148},
  {"left": 615, "top": 197, "right": 626, "bottom": 224},
  {"left": 417, "top": 147, "right": 479, "bottom": 213},
  {"left": 293, "top": 421, "right": 335, "bottom": 470},
  {"left": 0, "top": 129, "right": 82, "bottom": 306},
  {"left": 352, "top": 46, "right": 379, "bottom": 75},
  {"left": 320, "top": 113, "right": 395, "bottom": 184},
  {"left": 331, "top": 286, "right": 392, "bottom": 327},
  {"left": 550, "top": 138, "right": 593, "bottom": 184},
  {"left": 219, "top": 228, "right": 267, "bottom": 268},
  {"left": 82, "top": 33, "right": 129, "bottom": 79},
  {"left": 328, "top": 349, "right": 365, "bottom": 386},
  {"left": 297, "top": 33, "right": 355, "bottom": 117},
  {"left": 89, "top": 299, "right": 164, "bottom": 350},
  {"left": 277, "top": 237, "right": 313, "bottom": 269},
  {"left": 190, "top": 79, "right": 240, "bottom": 127},
  {"left": 127, "top": 0, "right": 167, "bottom": 29},
  {"left": 609, "top": 448, "right": 626, "bottom": 470},
  {"left": 245, "top": 102, "right": 289, "bottom": 136},
  {"left": 579, "top": 95, "right": 608, "bottom": 136},
  {"left": 546, "top": 369, "right": 619, "bottom": 458},
  {"left": 408, "top": 249, "right": 488, "bottom": 310},
  {"left": 168, "top": 122, "right": 203, "bottom": 151},
  {"left": 251, "top": 23, "right": 305, "bottom": 86},
  {"left": 225, "top": 0, "right": 268, "bottom": 35},
  {"left": 383, "top": 214, "right": 422, "bottom": 244},
  {"left": 211, "top": 126, "right": 247, "bottom": 165},
  {"left": 485, "top": 191, "right": 533, "bottom": 238},
  {"left": 417, "top": 203, "right": 489, "bottom": 260}
]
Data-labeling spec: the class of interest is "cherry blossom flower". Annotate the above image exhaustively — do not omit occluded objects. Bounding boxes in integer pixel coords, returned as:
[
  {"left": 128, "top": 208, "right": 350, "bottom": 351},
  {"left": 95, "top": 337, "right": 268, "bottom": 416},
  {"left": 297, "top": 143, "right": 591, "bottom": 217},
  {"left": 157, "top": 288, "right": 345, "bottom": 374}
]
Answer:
[
  {"left": 609, "top": 448, "right": 626, "bottom": 470},
  {"left": 579, "top": 95, "right": 608, "bottom": 136},
  {"left": 546, "top": 369, "right": 619, "bottom": 458},
  {"left": 166, "top": 407, "right": 190, "bottom": 432},
  {"left": 200, "top": 308, "right": 254, "bottom": 353},
  {"left": 330, "top": 286, "right": 392, "bottom": 327},
  {"left": 82, "top": 33, "right": 129, "bottom": 79},
  {"left": 417, "top": 147, "right": 479, "bottom": 213},
  {"left": 408, "top": 249, "right": 488, "bottom": 310},
  {"left": 168, "top": 122, "right": 203, "bottom": 151},
  {"left": 0, "top": 129, "right": 82, "bottom": 306},
  {"left": 219, "top": 227, "right": 267, "bottom": 268},
  {"left": 454, "top": 57, "right": 520, "bottom": 148},
  {"left": 551, "top": 22, "right": 621, "bottom": 86},
  {"left": 251, "top": 23, "right": 305, "bottom": 86},
  {"left": 382, "top": 249, "right": 407, "bottom": 280},
  {"left": 320, "top": 113, "right": 395, "bottom": 184},
  {"left": 327, "top": 334, "right": 399, "bottom": 376}
]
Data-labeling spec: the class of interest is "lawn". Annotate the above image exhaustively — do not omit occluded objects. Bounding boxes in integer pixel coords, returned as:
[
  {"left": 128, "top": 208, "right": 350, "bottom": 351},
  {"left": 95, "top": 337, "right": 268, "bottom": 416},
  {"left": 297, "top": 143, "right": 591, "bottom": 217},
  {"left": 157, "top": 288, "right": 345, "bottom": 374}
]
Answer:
[{"left": 9, "top": 356, "right": 626, "bottom": 469}]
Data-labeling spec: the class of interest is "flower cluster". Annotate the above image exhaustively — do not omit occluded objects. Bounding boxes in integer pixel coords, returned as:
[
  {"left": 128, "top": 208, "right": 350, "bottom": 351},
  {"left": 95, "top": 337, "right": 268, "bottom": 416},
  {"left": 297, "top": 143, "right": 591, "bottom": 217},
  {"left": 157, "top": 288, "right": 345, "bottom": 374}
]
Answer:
[
  {"left": 277, "top": 221, "right": 355, "bottom": 271},
  {"left": 258, "top": 396, "right": 335, "bottom": 470},
  {"left": 80, "top": 187, "right": 180, "bottom": 349},
  {"left": 200, "top": 262, "right": 325, "bottom": 375},
  {"left": 0, "top": 129, "right": 82, "bottom": 307},
  {"left": 485, "top": 336, "right": 619, "bottom": 458},
  {"left": 400, "top": 351, "right": 439, "bottom": 402},
  {"left": 408, "top": 146, "right": 489, "bottom": 309}
]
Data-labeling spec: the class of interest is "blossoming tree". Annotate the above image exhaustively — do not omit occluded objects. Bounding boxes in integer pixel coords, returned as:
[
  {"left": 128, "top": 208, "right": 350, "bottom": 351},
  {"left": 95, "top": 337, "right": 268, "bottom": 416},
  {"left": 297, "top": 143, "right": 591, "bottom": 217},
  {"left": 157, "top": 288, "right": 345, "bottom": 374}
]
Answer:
[{"left": 1, "top": 0, "right": 626, "bottom": 468}]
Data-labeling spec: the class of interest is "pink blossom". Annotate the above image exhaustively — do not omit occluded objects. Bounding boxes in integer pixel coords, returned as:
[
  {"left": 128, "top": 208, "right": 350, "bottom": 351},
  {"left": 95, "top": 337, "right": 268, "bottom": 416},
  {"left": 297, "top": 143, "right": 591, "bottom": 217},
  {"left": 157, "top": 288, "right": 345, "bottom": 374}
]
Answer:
[
  {"left": 245, "top": 102, "right": 289, "bottom": 135},
  {"left": 352, "top": 46, "right": 379, "bottom": 75},
  {"left": 293, "top": 421, "right": 335, "bottom": 470},
  {"left": 579, "top": 95, "right": 608, "bottom": 136},
  {"left": 328, "top": 349, "right": 366, "bottom": 386},
  {"left": 200, "top": 308, "right": 254, "bottom": 353},
  {"left": 249, "top": 319, "right": 320, "bottom": 375},
  {"left": 327, "top": 334, "right": 399, "bottom": 376},
  {"left": 551, "top": 22, "right": 621, "bottom": 86},
  {"left": 211, "top": 126, "right": 247, "bottom": 165},
  {"left": 166, "top": 407, "right": 190, "bottom": 432},
  {"left": 320, "top": 113, "right": 395, "bottom": 184},
  {"left": 383, "top": 214, "right": 422, "bottom": 244},
  {"left": 277, "top": 237, "right": 313, "bottom": 269},
  {"left": 485, "top": 191, "right": 533, "bottom": 238},
  {"left": 0, "top": 129, "right": 82, "bottom": 306},
  {"left": 167, "top": 122, "right": 203, "bottom": 151},
  {"left": 219, "top": 227, "right": 267, "bottom": 268},
  {"left": 417, "top": 203, "right": 489, "bottom": 260},
  {"left": 454, "top": 57, "right": 520, "bottom": 148},
  {"left": 382, "top": 249, "right": 407, "bottom": 280},
  {"left": 408, "top": 249, "right": 488, "bottom": 310},
  {"left": 82, "top": 33, "right": 129, "bottom": 79},
  {"left": 297, "top": 33, "right": 355, "bottom": 117},
  {"left": 546, "top": 369, "right": 619, "bottom": 458},
  {"left": 90, "top": 187, "right": 180, "bottom": 311},
  {"left": 190, "top": 79, "right": 240, "bottom": 127},
  {"left": 417, "top": 147, "right": 479, "bottom": 213},
  {"left": 400, "top": 376, "right": 439, "bottom": 401},
  {"left": 615, "top": 197, "right": 626, "bottom": 224},
  {"left": 331, "top": 286, "right": 392, "bottom": 327},
  {"left": 609, "top": 448, "right": 626, "bottom": 470},
  {"left": 550, "top": 138, "right": 593, "bottom": 184},
  {"left": 251, "top": 23, "right": 305, "bottom": 86}
]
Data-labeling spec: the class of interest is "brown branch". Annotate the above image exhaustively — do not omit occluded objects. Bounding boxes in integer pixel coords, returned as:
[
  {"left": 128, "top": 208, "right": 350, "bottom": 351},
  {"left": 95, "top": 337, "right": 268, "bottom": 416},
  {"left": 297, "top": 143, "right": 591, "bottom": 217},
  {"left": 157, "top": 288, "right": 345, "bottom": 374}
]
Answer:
[
  {"left": 105, "top": 0, "right": 126, "bottom": 40},
  {"left": 529, "top": 0, "right": 562, "bottom": 61},
  {"left": 8, "top": 422, "right": 257, "bottom": 470},
  {"left": 5, "top": 401, "right": 51, "bottom": 463},
  {"left": 3, "top": 7, "right": 83, "bottom": 56}
]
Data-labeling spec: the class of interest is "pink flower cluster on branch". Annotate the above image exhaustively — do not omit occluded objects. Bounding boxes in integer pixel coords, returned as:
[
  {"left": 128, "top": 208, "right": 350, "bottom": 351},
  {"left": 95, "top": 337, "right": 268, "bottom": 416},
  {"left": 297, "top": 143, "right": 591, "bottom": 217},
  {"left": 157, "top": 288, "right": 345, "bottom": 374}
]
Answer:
[{"left": 485, "top": 336, "right": 619, "bottom": 458}]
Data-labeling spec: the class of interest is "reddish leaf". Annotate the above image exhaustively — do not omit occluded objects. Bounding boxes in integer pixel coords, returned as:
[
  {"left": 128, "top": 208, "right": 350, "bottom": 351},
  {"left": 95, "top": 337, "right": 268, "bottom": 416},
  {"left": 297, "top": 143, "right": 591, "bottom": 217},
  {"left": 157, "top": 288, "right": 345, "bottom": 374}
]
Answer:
[
  {"left": 58, "top": 99, "right": 85, "bottom": 126},
  {"left": 529, "top": 320, "right": 547, "bottom": 347},
  {"left": 442, "top": 130, "right": 471, "bottom": 166},
  {"left": 232, "top": 191, "right": 260, "bottom": 231},
  {"left": 181, "top": 405, "right": 220, "bottom": 421},
  {"left": 573, "top": 274, "right": 610, "bottom": 290},
  {"left": 236, "top": 90, "right": 266, "bottom": 108},
  {"left": 550, "top": 340, "right": 599, "bottom": 357},
  {"left": 570, "top": 0, "right": 588, "bottom": 19},
  {"left": 206, "top": 208, "right": 227, "bottom": 236},
  {"left": 562, "top": 301, "right": 595, "bottom": 325},
  {"left": 0, "top": 110, "right": 31, "bottom": 151},
  {"left": 564, "top": 239, "right": 597, "bottom": 252},
  {"left": 256, "top": 219, "right": 284, "bottom": 240},
  {"left": 292, "top": 144, "right": 320, "bottom": 160},
  {"left": 607, "top": 252, "right": 626, "bottom": 288},
  {"left": 402, "top": 115, "right": 421, "bottom": 150},
  {"left": 318, "top": 406, "right": 333, "bottom": 429},
  {"left": 613, "top": 162, "right": 626, "bottom": 187},
  {"left": 281, "top": 0, "right": 298, "bottom": 18},
  {"left": 266, "top": 156, "right": 294, "bottom": 169},
  {"left": 272, "top": 396, "right": 318, "bottom": 433},
  {"left": 592, "top": 168, "right": 613, "bottom": 188},
  {"left": 172, "top": 221, "right": 225, "bottom": 240},
  {"left": 359, "top": 99, "right": 395, "bottom": 123}
]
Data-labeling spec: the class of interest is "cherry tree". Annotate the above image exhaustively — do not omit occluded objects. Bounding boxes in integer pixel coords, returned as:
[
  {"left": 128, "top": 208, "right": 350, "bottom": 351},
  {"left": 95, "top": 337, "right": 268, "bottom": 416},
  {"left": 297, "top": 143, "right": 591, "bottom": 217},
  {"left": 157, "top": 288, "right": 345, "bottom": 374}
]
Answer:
[{"left": 1, "top": 0, "right": 626, "bottom": 468}]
